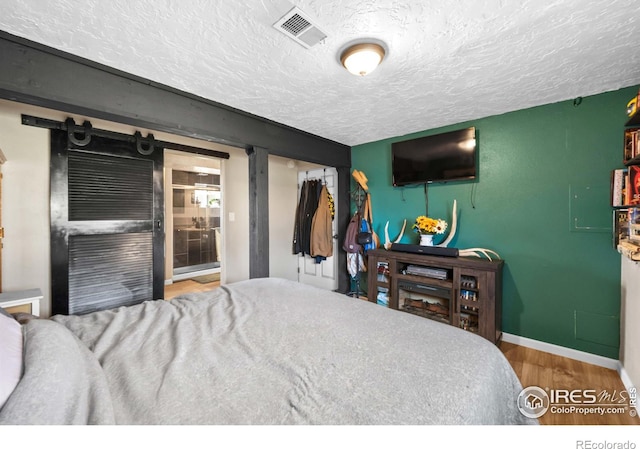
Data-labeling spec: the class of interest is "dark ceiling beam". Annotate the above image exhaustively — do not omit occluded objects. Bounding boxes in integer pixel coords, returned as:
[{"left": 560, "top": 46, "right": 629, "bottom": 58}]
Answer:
[{"left": 0, "top": 31, "right": 351, "bottom": 168}]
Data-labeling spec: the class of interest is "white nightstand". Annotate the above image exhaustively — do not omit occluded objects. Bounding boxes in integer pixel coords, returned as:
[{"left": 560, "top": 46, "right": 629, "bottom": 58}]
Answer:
[{"left": 0, "top": 288, "right": 42, "bottom": 316}]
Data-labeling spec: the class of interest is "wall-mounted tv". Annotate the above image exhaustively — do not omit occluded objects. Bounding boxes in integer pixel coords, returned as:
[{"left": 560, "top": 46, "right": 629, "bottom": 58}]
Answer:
[{"left": 391, "top": 127, "right": 477, "bottom": 186}]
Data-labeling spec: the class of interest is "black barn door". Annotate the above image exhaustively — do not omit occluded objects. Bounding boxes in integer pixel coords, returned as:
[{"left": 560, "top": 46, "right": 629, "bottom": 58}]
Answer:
[{"left": 50, "top": 129, "right": 164, "bottom": 315}]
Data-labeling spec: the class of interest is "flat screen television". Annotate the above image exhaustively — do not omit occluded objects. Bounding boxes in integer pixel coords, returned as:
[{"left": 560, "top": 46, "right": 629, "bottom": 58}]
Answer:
[{"left": 391, "top": 127, "right": 477, "bottom": 186}]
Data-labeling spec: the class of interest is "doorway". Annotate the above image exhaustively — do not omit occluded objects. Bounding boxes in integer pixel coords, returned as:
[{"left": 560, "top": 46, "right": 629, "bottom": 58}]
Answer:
[
  {"left": 165, "top": 150, "right": 223, "bottom": 283},
  {"left": 296, "top": 166, "right": 339, "bottom": 291}
]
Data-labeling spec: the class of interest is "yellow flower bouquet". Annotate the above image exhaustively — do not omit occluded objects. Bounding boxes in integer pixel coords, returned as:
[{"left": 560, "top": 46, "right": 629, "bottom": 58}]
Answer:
[{"left": 413, "top": 215, "right": 448, "bottom": 235}]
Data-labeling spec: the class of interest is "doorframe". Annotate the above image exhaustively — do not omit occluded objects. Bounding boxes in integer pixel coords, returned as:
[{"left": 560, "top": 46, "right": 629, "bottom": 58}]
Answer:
[
  {"left": 164, "top": 149, "right": 224, "bottom": 285},
  {"left": 295, "top": 166, "right": 340, "bottom": 291},
  {"left": 0, "top": 148, "right": 5, "bottom": 292}
]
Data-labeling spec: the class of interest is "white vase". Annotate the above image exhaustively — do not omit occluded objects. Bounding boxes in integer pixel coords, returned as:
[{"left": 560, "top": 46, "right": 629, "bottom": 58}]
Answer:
[{"left": 419, "top": 234, "right": 434, "bottom": 246}]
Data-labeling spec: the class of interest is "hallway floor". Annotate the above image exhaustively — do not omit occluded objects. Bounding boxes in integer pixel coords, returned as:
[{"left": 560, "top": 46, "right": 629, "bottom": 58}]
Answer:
[{"left": 164, "top": 279, "right": 220, "bottom": 300}]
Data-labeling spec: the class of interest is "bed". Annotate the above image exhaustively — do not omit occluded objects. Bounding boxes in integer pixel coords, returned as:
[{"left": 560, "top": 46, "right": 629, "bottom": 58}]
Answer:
[{"left": 0, "top": 277, "right": 535, "bottom": 425}]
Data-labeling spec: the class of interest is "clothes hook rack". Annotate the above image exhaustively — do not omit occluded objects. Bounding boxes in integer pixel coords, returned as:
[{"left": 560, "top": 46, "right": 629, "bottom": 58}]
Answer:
[{"left": 350, "top": 184, "right": 367, "bottom": 214}]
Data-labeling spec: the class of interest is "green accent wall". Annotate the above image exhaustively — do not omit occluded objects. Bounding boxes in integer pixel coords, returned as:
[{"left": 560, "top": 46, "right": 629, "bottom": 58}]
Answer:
[{"left": 351, "top": 85, "right": 639, "bottom": 359}]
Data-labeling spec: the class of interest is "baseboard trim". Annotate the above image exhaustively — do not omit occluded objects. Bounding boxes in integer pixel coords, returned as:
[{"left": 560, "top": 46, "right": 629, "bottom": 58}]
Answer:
[
  {"left": 618, "top": 365, "right": 637, "bottom": 394},
  {"left": 502, "top": 332, "right": 619, "bottom": 370}
]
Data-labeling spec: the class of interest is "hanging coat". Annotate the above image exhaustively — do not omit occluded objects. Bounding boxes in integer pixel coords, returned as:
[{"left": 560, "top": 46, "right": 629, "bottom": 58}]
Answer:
[
  {"left": 310, "top": 185, "right": 333, "bottom": 258},
  {"left": 301, "top": 180, "right": 321, "bottom": 255},
  {"left": 293, "top": 179, "right": 321, "bottom": 256},
  {"left": 292, "top": 180, "right": 307, "bottom": 254}
]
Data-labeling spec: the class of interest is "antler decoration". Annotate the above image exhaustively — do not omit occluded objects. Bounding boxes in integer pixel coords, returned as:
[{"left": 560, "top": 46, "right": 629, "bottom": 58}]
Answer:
[
  {"left": 436, "top": 199, "right": 457, "bottom": 248},
  {"left": 458, "top": 248, "right": 501, "bottom": 261},
  {"left": 384, "top": 219, "right": 406, "bottom": 250},
  {"left": 381, "top": 199, "right": 501, "bottom": 260},
  {"left": 436, "top": 199, "right": 500, "bottom": 260}
]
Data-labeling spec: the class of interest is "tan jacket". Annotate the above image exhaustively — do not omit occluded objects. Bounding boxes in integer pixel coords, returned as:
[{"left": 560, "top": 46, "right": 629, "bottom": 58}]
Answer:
[{"left": 310, "top": 185, "right": 333, "bottom": 258}]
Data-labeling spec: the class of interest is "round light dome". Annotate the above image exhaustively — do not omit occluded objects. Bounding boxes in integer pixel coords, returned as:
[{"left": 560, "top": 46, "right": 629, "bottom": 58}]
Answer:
[{"left": 340, "top": 43, "right": 386, "bottom": 77}]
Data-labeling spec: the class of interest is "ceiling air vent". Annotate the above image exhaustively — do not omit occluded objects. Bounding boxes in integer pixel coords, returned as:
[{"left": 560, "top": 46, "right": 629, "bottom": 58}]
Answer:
[{"left": 273, "top": 7, "right": 327, "bottom": 49}]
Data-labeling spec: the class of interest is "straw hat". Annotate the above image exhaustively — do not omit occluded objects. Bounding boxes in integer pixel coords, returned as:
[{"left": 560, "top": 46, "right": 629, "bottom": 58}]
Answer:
[{"left": 352, "top": 169, "right": 368, "bottom": 191}]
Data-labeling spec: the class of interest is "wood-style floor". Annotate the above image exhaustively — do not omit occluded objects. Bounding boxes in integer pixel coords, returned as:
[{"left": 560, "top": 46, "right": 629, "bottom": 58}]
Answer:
[
  {"left": 500, "top": 341, "right": 639, "bottom": 425},
  {"left": 164, "top": 280, "right": 638, "bottom": 425},
  {"left": 164, "top": 279, "right": 221, "bottom": 300}
]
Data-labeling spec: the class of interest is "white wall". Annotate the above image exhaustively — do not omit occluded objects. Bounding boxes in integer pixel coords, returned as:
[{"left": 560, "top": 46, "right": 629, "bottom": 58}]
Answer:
[
  {"left": 0, "top": 99, "right": 250, "bottom": 317},
  {"left": 220, "top": 149, "right": 249, "bottom": 283},
  {"left": 268, "top": 155, "right": 300, "bottom": 281},
  {"left": 0, "top": 101, "right": 51, "bottom": 317},
  {"left": 620, "top": 256, "right": 640, "bottom": 390}
]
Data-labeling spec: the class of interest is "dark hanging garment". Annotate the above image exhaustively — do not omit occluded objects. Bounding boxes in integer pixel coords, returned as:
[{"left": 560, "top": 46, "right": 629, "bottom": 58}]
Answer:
[
  {"left": 301, "top": 179, "right": 321, "bottom": 256},
  {"left": 292, "top": 180, "right": 308, "bottom": 254},
  {"left": 293, "top": 179, "right": 322, "bottom": 256}
]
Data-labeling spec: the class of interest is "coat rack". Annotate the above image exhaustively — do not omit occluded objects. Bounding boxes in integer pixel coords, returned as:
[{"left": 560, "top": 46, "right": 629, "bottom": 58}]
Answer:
[
  {"left": 351, "top": 184, "right": 367, "bottom": 215},
  {"left": 346, "top": 183, "right": 368, "bottom": 298}
]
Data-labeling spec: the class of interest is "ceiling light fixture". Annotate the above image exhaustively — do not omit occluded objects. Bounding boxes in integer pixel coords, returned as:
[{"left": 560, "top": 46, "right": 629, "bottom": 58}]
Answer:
[{"left": 340, "top": 42, "right": 386, "bottom": 77}]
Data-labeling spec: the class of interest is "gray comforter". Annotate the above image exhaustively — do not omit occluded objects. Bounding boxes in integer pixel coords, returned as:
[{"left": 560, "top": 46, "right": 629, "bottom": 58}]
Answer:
[{"left": 0, "top": 278, "right": 535, "bottom": 425}]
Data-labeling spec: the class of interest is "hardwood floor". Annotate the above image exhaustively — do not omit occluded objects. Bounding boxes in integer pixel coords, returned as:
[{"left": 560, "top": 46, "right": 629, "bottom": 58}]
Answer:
[
  {"left": 500, "top": 341, "right": 639, "bottom": 425},
  {"left": 164, "top": 279, "right": 220, "bottom": 300},
  {"left": 164, "top": 279, "right": 638, "bottom": 426}
]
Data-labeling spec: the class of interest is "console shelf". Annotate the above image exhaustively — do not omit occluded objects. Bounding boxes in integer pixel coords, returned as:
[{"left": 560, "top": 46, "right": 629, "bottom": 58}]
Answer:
[{"left": 367, "top": 248, "right": 503, "bottom": 344}]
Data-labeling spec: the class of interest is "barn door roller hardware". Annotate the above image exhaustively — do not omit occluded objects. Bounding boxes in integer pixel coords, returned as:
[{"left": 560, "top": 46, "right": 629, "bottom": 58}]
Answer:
[
  {"left": 20, "top": 115, "right": 231, "bottom": 159},
  {"left": 134, "top": 131, "right": 156, "bottom": 155},
  {"left": 65, "top": 118, "right": 92, "bottom": 146}
]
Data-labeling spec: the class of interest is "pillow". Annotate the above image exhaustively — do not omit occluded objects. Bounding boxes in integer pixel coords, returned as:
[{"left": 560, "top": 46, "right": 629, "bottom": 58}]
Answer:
[{"left": 0, "top": 312, "right": 23, "bottom": 409}]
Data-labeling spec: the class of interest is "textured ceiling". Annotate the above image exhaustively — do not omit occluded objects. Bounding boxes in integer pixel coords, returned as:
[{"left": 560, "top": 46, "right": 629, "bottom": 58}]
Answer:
[{"left": 1, "top": 0, "right": 639, "bottom": 147}]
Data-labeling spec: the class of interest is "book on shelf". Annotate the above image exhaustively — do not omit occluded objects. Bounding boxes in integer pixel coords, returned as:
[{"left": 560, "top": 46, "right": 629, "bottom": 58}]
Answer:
[
  {"left": 614, "top": 208, "right": 630, "bottom": 248},
  {"left": 611, "top": 168, "right": 628, "bottom": 207},
  {"left": 614, "top": 208, "right": 640, "bottom": 247},
  {"left": 628, "top": 208, "right": 640, "bottom": 245},
  {"left": 629, "top": 165, "right": 640, "bottom": 206},
  {"left": 376, "top": 261, "right": 389, "bottom": 283},
  {"left": 626, "top": 208, "right": 640, "bottom": 244},
  {"left": 624, "top": 128, "right": 639, "bottom": 163},
  {"left": 630, "top": 223, "right": 640, "bottom": 243}
]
